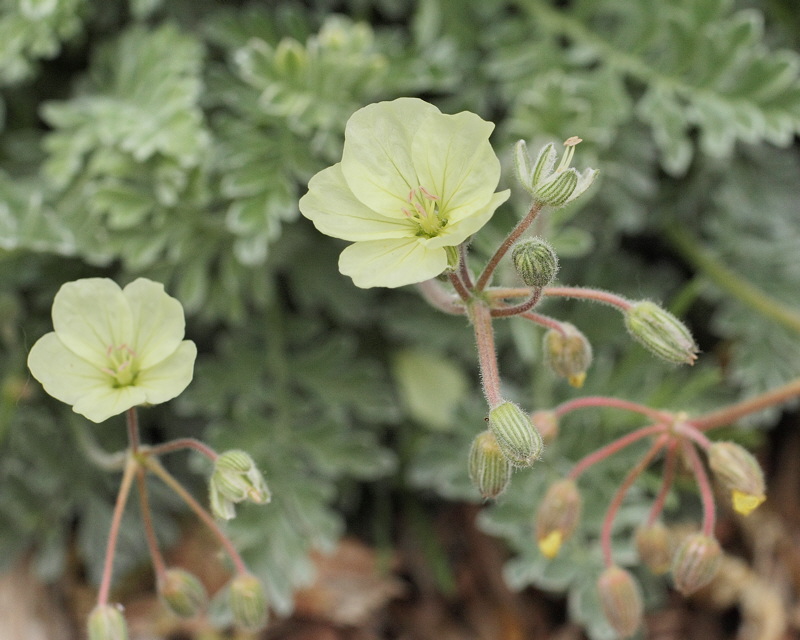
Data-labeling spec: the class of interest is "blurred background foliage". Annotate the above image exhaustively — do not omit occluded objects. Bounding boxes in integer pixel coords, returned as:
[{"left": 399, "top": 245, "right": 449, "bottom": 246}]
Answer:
[{"left": 1, "top": 0, "right": 799, "bottom": 637}]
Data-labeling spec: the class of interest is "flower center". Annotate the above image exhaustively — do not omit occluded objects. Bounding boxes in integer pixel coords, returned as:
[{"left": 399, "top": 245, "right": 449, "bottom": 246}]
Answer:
[
  {"left": 402, "top": 186, "right": 446, "bottom": 238},
  {"left": 102, "top": 344, "right": 138, "bottom": 387}
]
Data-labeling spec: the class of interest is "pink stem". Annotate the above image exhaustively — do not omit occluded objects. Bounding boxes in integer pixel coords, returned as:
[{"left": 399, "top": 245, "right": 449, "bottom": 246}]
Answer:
[
  {"left": 490, "top": 288, "right": 543, "bottom": 318},
  {"left": 691, "top": 377, "right": 800, "bottom": 431},
  {"left": 673, "top": 422, "right": 713, "bottom": 450},
  {"left": 126, "top": 407, "right": 140, "bottom": 453},
  {"left": 682, "top": 441, "right": 717, "bottom": 537},
  {"left": 568, "top": 423, "right": 667, "bottom": 480},
  {"left": 647, "top": 441, "right": 679, "bottom": 526},
  {"left": 146, "top": 438, "right": 219, "bottom": 462},
  {"left": 468, "top": 301, "right": 504, "bottom": 408},
  {"left": 97, "top": 456, "right": 138, "bottom": 606},
  {"left": 136, "top": 468, "right": 167, "bottom": 581},
  {"left": 519, "top": 310, "right": 568, "bottom": 334},
  {"left": 601, "top": 437, "right": 667, "bottom": 567},
  {"left": 542, "top": 286, "right": 632, "bottom": 310},
  {"left": 448, "top": 271, "right": 472, "bottom": 303},
  {"left": 555, "top": 396, "right": 673, "bottom": 422},
  {"left": 417, "top": 279, "right": 465, "bottom": 315},
  {"left": 458, "top": 242, "right": 474, "bottom": 288}
]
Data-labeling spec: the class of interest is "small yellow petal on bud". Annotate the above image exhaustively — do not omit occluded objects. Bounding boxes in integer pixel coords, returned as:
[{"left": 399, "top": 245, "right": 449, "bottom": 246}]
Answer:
[
  {"left": 597, "top": 566, "right": 644, "bottom": 638},
  {"left": 731, "top": 490, "right": 765, "bottom": 516},
  {"left": 468, "top": 430, "right": 512, "bottom": 500},
  {"left": 707, "top": 441, "right": 766, "bottom": 516},
  {"left": 635, "top": 523, "right": 671, "bottom": 575},
  {"left": 488, "top": 401, "right": 543, "bottom": 468},
  {"left": 87, "top": 604, "right": 128, "bottom": 640},
  {"left": 229, "top": 573, "right": 269, "bottom": 632},
  {"left": 671, "top": 533, "right": 722, "bottom": 595},
  {"left": 544, "top": 323, "right": 592, "bottom": 385},
  {"left": 535, "top": 479, "right": 582, "bottom": 559}
]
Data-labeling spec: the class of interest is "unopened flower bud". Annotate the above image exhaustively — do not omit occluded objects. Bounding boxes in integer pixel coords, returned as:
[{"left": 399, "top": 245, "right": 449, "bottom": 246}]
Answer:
[
  {"left": 707, "top": 442, "right": 765, "bottom": 516},
  {"left": 468, "top": 430, "right": 513, "bottom": 499},
  {"left": 534, "top": 168, "right": 579, "bottom": 207},
  {"left": 671, "top": 533, "right": 722, "bottom": 595},
  {"left": 229, "top": 573, "right": 268, "bottom": 631},
  {"left": 512, "top": 238, "right": 559, "bottom": 288},
  {"left": 488, "top": 401, "right": 543, "bottom": 467},
  {"left": 635, "top": 522, "right": 671, "bottom": 574},
  {"left": 530, "top": 410, "right": 559, "bottom": 444},
  {"left": 158, "top": 568, "right": 208, "bottom": 618},
  {"left": 210, "top": 450, "right": 271, "bottom": 520},
  {"left": 88, "top": 604, "right": 128, "bottom": 640},
  {"left": 624, "top": 301, "right": 698, "bottom": 365},
  {"left": 597, "top": 566, "right": 644, "bottom": 638},
  {"left": 535, "top": 479, "right": 582, "bottom": 558},
  {"left": 544, "top": 323, "right": 592, "bottom": 387}
]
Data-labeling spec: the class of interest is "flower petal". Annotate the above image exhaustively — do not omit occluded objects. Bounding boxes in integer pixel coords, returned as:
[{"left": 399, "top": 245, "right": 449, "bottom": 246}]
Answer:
[
  {"left": 425, "top": 190, "right": 510, "bottom": 249},
  {"left": 340, "top": 98, "right": 440, "bottom": 218},
  {"left": 338, "top": 238, "right": 447, "bottom": 288},
  {"left": 28, "top": 332, "right": 110, "bottom": 407},
  {"left": 123, "top": 278, "right": 187, "bottom": 370},
  {"left": 73, "top": 385, "right": 149, "bottom": 423},
  {"left": 51, "top": 278, "right": 133, "bottom": 366},
  {"left": 299, "top": 164, "right": 414, "bottom": 241},
  {"left": 136, "top": 340, "right": 197, "bottom": 405},
  {"left": 411, "top": 110, "right": 501, "bottom": 222}
]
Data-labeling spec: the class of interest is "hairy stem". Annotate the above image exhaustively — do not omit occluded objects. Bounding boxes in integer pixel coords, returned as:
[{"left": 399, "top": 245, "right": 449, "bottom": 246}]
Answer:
[
  {"left": 468, "top": 301, "right": 504, "bottom": 408},
  {"left": 568, "top": 423, "right": 666, "bottom": 480},
  {"left": 417, "top": 279, "right": 466, "bottom": 315},
  {"left": 136, "top": 468, "right": 166, "bottom": 581},
  {"left": 647, "top": 441, "right": 679, "bottom": 526},
  {"left": 555, "top": 396, "right": 673, "bottom": 422},
  {"left": 691, "top": 377, "right": 800, "bottom": 431},
  {"left": 146, "top": 438, "right": 219, "bottom": 462},
  {"left": 126, "top": 407, "right": 140, "bottom": 454},
  {"left": 681, "top": 441, "right": 716, "bottom": 536}
]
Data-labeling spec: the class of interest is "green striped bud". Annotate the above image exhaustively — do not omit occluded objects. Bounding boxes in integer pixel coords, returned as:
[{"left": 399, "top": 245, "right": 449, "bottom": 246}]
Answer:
[
  {"left": 530, "top": 410, "right": 559, "bottom": 444},
  {"left": 158, "top": 568, "right": 208, "bottom": 618},
  {"left": 209, "top": 450, "right": 271, "bottom": 520},
  {"left": 597, "top": 566, "right": 644, "bottom": 638},
  {"left": 624, "top": 301, "right": 698, "bottom": 365},
  {"left": 512, "top": 238, "right": 559, "bottom": 288},
  {"left": 534, "top": 169, "right": 579, "bottom": 207},
  {"left": 671, "top": 533, "right": 722, "bottom": 595},
  {"left": 468, "top": 430, "right": 513, "bottom": 499},
  {"left": 87, "top": 604, "right": 128, "bottom": 640},
  {"left": 488, "top": 401, "right": 543, "bottom": 468},
  {"left": 229, "top": 573, "right": 268, "bottom": 631},
  {"left": 708, "top": 442, "right": 765, "bottom": 516},
  {"left": 544, "top": 323, "right": 592, "bottom": 388},
  {"left": 635, "top": 522, "right": 671, "bottom": 575},
  {"left": 535, "top": 479, "right": 582, "bottom": 558}
]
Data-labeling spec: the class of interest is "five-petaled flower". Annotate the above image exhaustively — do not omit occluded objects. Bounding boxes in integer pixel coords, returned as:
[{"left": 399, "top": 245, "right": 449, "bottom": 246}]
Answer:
[
  {"left": 28, "top": 278, "right": 197, "bottom": 423},
  {"left": 299, "top": 97, "right": 510, "bottom": 288}
]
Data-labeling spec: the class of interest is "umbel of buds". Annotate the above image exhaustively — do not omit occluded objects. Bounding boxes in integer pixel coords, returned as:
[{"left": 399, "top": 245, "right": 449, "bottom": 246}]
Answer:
[
  {"left": 707, "top": 441, "right": 766, "bottom": 516},
  {"left": 488, "top": 401, "right": 544, "bottom": 467},
  {"left": 671, "top": 533, "right": 722, "bottom": 595},
  {"left": 158, "top": 568, "right": 208, "bottom": 618},
  {"left": 535, "top": 479, "right": 582, "bottom": 558},
  {"left": 209, "top": 450, "right": 271, "bottom": 520},
  {"left": 624, "top": 301, "right": 698, "bottom": 365},
  {"left": 229, "top": 573, "right": 269, "bottom": 631},
  {"left": 544, "top": 323, "right": 592, "bottom": 388},
  {"left": 512, "top": 237, "right": 559, "bottom": 288},
  {"left": 87, "top": 604, "right": 128, "bottom": 640},
  {"left": 597, "top": 566, "right": 644, "bottom": 638},
  {"left": 635, "top": 523, "right": 672, "bottom": 575},
  {"left": 469, "top": 430, "right": 513, "bottom": 499}
]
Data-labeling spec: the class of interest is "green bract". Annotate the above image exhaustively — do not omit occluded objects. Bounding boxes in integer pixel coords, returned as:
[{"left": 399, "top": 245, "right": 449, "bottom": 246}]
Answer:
[
  {"left": 27, "top": 278, "right": 197, "bottom": 423},
  {"left": 299, "top": 97, "right": 510, "bottom": 288}
]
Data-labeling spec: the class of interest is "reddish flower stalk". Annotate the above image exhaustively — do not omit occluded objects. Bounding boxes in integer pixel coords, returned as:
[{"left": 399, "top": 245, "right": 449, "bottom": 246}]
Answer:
[
  {"left": 600, "top": 437, "right": 667, "bottom": 567},
  {"left": 469, "top": 301, "right": 504, "bottom": 408},
  {"left": 568, "top": 423, "right": 667, "bottom": 480},
  {"left": 136, "top": 468, "right": 167, "bottom": 581},
  {"left": 682, "top": 441, "right": 717, "bottom": 537},
  {"left": 555, "top": 396, "right": 673, "bottom": 423},
  {"left": 146, "top": 438, "right": 219, "bottom": 462},
  {"left": 692, "top": 377, "right": 800, "bottom": 431},
  {"left": 542, "top": 286, "right": 633, "bottom": 311},
  {"left": 647, "top": 441, "right": 679, "bottom": 526}
]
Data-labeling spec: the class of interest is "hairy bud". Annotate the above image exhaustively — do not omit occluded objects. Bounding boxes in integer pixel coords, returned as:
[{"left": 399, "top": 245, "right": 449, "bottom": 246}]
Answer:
[
  {"left": 635, "top": 523, "right": 671, "bottom": 575},
  {"left": 597, "top": 566, "right": 644, "bottom": 638},
  {"left": 88, "top": 604, "right": 128, "bottom": 640},
  {"left": 544, "top": 323, "right": 592, "bottom": 387},
  {"left": 229, "top": 573, "right": 268, "bottom": 631},
  {"left": 488, "top": 401, "right": 543, "bottom": 467},
  {"left": 512, "top": 237, "right": 559, "bottom": 288},
  {"left": 671, "top": 533, "right": 722, "bottom": 595},
  {"left": 530, "top": 410, "right": 559, "bottom": 444},
  {"left": 468, "top": 430, "right": 513, "bottom": 499},
  {"left": 209, "top": 450, "right": 271, "bottom": 520},
  {"left": 624, "top": 301, "right": 698, "bottom": 365},
  {"left": 707, "top": 442, "right": 766, "bottom": 516},
  {"left": 535, "top": 479, "right": 582, "bottom": 558},
  {"left": 158, "top": 568, "right": 208, "bottom": 618}
]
